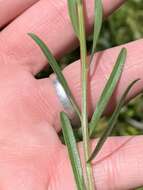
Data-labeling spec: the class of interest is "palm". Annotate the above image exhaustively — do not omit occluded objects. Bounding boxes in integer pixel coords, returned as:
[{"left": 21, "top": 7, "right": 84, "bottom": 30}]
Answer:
[{"left": 0, "top": 0, "right": 143, "bottom": 189}]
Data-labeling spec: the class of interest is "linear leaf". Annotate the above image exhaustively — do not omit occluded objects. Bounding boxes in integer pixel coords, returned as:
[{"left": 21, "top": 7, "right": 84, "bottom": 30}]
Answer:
[
  {"left": 28, "top": 33, "right": 81, "bottom": 119},
  {"left": 60, "top": 112, "right": 86, "bottom": 190},
  {"left": 89, "top": 48, "right": 127, "bottom": 137},
  {"left": 90, "top": 0, "right": 103, "bottom": 64},
  {"left": 67, "top": 0, "right": 79, "bottom": 37},
  {"left": 88, "top": 79, "right": 139, "bottom": 162}
]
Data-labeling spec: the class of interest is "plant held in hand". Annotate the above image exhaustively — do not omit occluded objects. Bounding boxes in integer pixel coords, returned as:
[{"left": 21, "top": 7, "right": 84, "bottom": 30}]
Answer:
[{"left": 28, "top": 0, "right": 139, "bottom": 189}]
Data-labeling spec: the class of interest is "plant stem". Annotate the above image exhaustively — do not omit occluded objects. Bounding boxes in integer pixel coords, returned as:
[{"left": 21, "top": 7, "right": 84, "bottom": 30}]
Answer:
[{"left": 77, "top": 1, "right": 95, "bottom": 189}]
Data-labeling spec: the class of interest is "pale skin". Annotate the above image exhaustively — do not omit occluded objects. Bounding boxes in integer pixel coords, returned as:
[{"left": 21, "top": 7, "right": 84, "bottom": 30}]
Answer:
[{"left": 0, "top": 0, "right": 143, "bottom": 189}]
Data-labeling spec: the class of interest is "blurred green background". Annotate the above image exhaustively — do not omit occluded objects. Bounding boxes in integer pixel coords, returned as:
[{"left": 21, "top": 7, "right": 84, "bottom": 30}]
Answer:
[
  {"left": 38, "top": 1, "right": 143, "bottom": 189},
  {"left": 94, "top": 0, "right": 143, "bottom": 137}
]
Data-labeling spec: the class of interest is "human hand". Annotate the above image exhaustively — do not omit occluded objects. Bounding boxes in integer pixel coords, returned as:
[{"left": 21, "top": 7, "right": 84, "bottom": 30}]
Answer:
[{"left": 0, "top": 0, "right": 143, "bottom": 189}]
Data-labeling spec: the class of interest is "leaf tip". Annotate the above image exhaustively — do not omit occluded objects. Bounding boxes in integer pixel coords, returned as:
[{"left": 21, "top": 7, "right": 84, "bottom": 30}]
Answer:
[
  {"left": 121, "top": 47, "right": 127, "bottom": 55},
  {"left": 27, "top": 32, "right": 34, "bottom": 37}
]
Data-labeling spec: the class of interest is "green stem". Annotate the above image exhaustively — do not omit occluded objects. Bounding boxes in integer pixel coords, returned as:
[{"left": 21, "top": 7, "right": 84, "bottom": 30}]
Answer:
[{"left": 77, "top": 1, "right": 95, "bottom": 190}]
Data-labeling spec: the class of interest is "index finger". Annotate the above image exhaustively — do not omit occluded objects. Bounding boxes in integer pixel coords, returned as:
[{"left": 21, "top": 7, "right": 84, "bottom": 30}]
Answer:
[
  {"left": 0, "top": 0, "right": 125, "bottom": 74},
  {"left": 0, "top": 0, "right": 39, "bottom": 28}
]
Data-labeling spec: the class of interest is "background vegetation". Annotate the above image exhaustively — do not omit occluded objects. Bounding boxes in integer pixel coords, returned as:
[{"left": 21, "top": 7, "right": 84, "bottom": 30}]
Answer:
[{"left": 97, "top": 0, "right": 143, "bottom": 137}]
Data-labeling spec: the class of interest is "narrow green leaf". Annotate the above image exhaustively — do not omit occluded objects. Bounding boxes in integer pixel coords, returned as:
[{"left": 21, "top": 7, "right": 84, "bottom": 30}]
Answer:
[
  {"left": 60, "top": 112, "right": 86, "bottom": 190},
  {"left": 67, "top": 0, "right": 79, "bottom": 37},
  {"left": 88, "top": 79, "right": 139, "bottom": 162},
  {"left": 90, "top": 0, "right": 103, "bottom": 64},
  {"left": 28, "top": 33, "right": 81, "bottom": 120},
  {"left": 89, "top": 48, "right": 127, "bottom": 137}
]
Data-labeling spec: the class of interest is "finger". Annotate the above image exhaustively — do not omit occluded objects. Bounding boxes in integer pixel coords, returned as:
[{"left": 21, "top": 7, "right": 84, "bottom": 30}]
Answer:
[
  {"left": 0, "top": 0, "right": 125, "bottom": 74},
  {"left": 0, "top": 0, "right": 39, "bottom": 29},
  {"left": 56, "top": 136, "right": 143, "bottom": 190},
  {"left": 38, "top": 39, "right": 143, "bottom": 131}
]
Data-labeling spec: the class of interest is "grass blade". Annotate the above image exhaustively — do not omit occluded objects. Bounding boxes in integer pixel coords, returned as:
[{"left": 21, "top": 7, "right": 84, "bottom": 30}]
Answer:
[
  {"left": 88, "top": 79, "right": 139, "bottom": 162},
  {"left": 28, "top": 33, "right": 81, "bottom": 120},
  {"left": 67, "top": 0, "right": 79, "bottom": 37},
  {"left": 89, "top": 48, "right": 127, "bottom": 137},
  {"left": 90, "top": 0, "right": 103, "bottom": 64},
  {"left": 60, "top": 112, "right": 86, "bottom": 190}
]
